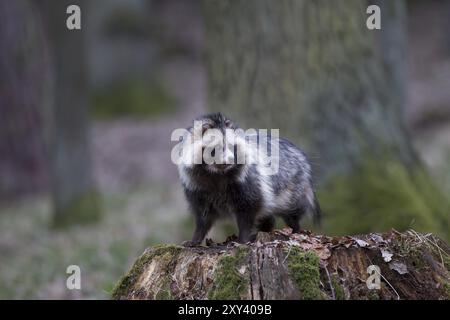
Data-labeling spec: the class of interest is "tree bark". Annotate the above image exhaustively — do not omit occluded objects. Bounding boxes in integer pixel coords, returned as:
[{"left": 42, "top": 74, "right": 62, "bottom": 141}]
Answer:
[
  {"left": 202, "top": 0, "right": 450, "bottom": 238},
  {"left": 0, "top": 0, "right": 49, "bottom": 201},
  {"left": 41, "top": 0, "right": 101, "bottom": 227},
  {"left": 112, "top": 230, "right": 450, "bottom": 300}
]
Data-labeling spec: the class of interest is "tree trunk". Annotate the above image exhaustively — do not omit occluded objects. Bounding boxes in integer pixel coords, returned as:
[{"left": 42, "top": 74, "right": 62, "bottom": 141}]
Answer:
[
  {"left": 112, "top": 230, "right": 450, "bottom": 300},
  {"left": 202, "top": 0, "right": 449, "bottom": 239},
  {"left": 41, "top": 0, "right": 101, "bottom": 227},
  {"left": 0, "top": 0, "right": 49, "bottom": 201}
]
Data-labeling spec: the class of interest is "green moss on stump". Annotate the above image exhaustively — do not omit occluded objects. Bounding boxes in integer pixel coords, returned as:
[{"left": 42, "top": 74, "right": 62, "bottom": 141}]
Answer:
[
  {"left": 154, "top": 275, "right": 174, "bottom": 300},
  {"left": 367, "top": 290, "right": 380, "bottom": 300},
  {"left": 111, "top": 244, "right": 182, "bottom": 299},
  {"left": 153, "top": 250, "right": 180, "bottom": 300},
  {"left": 442, "top": 254, "right": 450, "bottom": 273},
  {"left": 331, "top": 276, "right": 345, "bottom": 300},
  {"left": 434, "top": 250, "right": 450, "bottom": 299},
  {"left": 442, "top": 282, "right": 450, "bottom": 299},
  {"left": 392, "top": 236, "right": 427, "bottom": 270},
  {"left": 285, "top": 247, "right": 326, "bottom": 300},
  {"left": 208, "top": 247, "right": 249, "bottom": 300}
]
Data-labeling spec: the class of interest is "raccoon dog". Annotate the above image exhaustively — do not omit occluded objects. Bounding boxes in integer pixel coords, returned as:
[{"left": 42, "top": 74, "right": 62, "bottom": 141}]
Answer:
[{"left": 175, "top": 113, "right": 321, "bottom": 246}]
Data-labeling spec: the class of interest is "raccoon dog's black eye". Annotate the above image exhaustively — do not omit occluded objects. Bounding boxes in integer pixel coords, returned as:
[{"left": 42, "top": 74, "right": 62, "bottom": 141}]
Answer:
[{"left": 202, "top": 124, "right": 210, "bottom": 134}]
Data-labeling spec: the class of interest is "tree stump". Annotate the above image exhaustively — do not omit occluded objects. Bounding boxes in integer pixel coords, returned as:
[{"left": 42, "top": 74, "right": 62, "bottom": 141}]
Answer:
[{"left": 112, "top": 229, "right": 450, "bottom": 300}]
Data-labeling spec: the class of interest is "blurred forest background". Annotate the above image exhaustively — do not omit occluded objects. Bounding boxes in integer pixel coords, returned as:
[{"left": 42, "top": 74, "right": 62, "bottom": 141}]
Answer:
[{"left": 0, "top": 0, "right": 450, "bottom": 299}]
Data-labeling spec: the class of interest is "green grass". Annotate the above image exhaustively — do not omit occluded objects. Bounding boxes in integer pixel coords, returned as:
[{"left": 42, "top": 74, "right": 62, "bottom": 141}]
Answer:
[
  {"left": 91, "top": 80, "right": 176, "bottom": 120},
  {"left": 0, "top": 185, "right": 186, "bottom": 299},
  {"left": 319, "top": 158, "right": 450, "bottom": 240},
  {"left": 103, "top": 8, "right": 149, "bottom": 39}
]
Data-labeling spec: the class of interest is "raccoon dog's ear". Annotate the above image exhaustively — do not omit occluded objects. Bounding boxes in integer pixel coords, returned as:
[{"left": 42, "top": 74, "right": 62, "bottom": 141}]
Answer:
[{"left": 202, "top": 121, "right": 212, "bottom": 134}]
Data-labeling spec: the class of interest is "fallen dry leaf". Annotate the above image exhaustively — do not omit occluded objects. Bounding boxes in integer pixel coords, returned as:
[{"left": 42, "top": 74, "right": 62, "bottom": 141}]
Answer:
[
  {"left": 314, "top": 247, "right": 331, "bottom": 260},
  {"left": 370, "top": 234, "right": 385, "bottom": 244},
  {"left": 381, "top": 249, "right": 393, "bottom": 262},
  {"left": 389, "top": 261, "right": 408, "bottom": 274},
  {"left": 353, "top": 238, "right": 370, "bottom": 248}
]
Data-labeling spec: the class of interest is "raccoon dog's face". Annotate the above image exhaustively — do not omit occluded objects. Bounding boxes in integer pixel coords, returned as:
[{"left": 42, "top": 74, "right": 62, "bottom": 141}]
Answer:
[{"left": 189, "top": 113, "right": 244, "bottom": 174}]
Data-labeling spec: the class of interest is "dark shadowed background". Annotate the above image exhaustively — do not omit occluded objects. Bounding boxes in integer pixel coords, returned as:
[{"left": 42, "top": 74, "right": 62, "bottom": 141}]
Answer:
[{"left": 0, "top": 0, "right": 449, "bottom": 299}]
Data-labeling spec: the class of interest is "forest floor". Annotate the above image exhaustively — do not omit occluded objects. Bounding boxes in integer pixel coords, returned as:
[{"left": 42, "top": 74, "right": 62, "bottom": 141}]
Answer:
[
  {"left": 0, "top": 185, "right": 189, "bottom": 299},
  {"left": 0, "top": 58, "right": 208, "bottom": 299}
]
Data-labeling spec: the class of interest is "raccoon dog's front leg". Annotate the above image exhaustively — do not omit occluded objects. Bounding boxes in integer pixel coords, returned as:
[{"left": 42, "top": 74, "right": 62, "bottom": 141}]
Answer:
[
  {"left": 183, "top": 212, "right": 216, "bottom": 247},
  {"left": 282, "top": 213, "right": 301, "bottom": 233},
  {"left": 231, "top": 182, "right": 261, "bottom": 243},
  {"left": 235, "top": 211, "right": 257, "bottom": 243},
  {"left": 282, "top": 204, "right": 308, "bottom": 234},
  {"left": 182, "top": 190, "right": 217, "bottom": 247}
]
